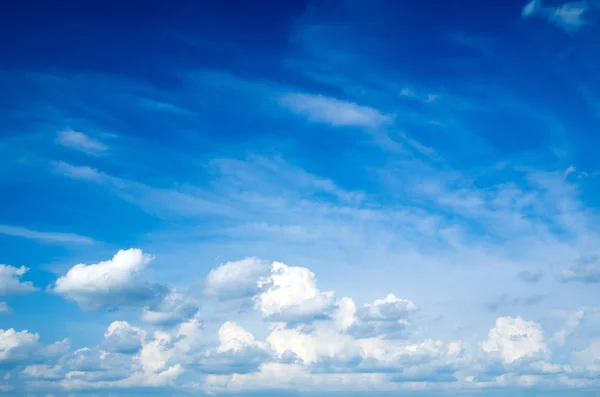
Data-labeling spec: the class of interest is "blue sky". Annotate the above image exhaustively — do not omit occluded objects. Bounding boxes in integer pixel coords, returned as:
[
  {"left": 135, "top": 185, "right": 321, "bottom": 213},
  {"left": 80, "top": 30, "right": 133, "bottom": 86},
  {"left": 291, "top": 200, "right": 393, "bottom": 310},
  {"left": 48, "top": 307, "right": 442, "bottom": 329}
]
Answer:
[{"left": 1, "top": 0, "right": 600, "bottom": 395}]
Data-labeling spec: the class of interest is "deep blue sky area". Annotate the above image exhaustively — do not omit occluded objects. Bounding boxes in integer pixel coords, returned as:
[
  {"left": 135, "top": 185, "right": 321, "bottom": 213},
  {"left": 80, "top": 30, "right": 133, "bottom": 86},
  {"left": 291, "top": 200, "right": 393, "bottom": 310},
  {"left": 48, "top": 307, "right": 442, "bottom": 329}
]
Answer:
[{"left": 1, "top": 0, "right": 600, "bottom": 396}]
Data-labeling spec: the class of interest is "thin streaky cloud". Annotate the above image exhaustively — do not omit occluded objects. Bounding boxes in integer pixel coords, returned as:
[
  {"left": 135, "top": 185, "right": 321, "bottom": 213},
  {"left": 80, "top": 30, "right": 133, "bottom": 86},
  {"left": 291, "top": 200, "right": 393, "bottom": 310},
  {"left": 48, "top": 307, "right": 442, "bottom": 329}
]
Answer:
[
  {"left": 279, "top": 92, "right": 391, "bottom": 128},
  {"left": 0, "top": 224, "right": 95, "bottom": 245},
  {"left": 55, "top": 129, "right": 108, "bottom": 155}
]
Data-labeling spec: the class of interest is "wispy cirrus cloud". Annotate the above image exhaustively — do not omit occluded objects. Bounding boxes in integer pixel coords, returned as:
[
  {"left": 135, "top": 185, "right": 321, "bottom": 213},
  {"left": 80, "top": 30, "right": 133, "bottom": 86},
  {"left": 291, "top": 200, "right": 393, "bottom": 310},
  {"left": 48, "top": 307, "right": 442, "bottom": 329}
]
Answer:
[
  {"left": 55, "top": 129, "right": 108, "bottom": 155},
  {"left": 279, "top": 92, "right": 391, "bottom": 129},
  {"left": 0, "top": 224, "right": 95, "bottom": 245},
  {"left": 522, "top": 0, "right": 590, "bottom": 31}
]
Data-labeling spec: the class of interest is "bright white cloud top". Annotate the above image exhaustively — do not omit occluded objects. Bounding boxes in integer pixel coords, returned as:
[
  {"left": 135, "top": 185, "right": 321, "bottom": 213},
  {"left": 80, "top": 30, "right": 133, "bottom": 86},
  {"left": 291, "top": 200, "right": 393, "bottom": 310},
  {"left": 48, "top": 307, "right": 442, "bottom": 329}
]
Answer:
[{"left": 2, "top": 0, "right": 600, "bottom": 395}]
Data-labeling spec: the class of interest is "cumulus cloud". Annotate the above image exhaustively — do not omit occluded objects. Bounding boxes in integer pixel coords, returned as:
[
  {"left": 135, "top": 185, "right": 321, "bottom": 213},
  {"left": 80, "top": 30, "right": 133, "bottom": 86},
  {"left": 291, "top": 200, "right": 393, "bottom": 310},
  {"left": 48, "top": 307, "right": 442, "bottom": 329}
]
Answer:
[
  {"left": 0, "top": 264, "right": 37, "bottom": 295},
  {"left": 141, "top": 290, "right": 200, "bottom": 326},
  {"left": 279, "top": 93, "right": 391, "bottom": 128},
  {"left": 11, "top": 257, "right": 595, "bottom": 394},
  {"left": 199, "top": 322, "right": 272, "bottom": 374},
  {"left": 53, "top": 249, "right": 167, "bottom": 310},
  {"left": 55, "top": 129, "right": 108, "bottom": 155},
  {"left": 204, "top": 257, "right": 269, "bottom": 300},
  {"left": 101, "top": 321, "right": 146, "bottom": 354},
  {"left": 253, "top": 261, "right": 336, "bottom": 322},
  {"left": 0, "top": 329, "right": 39, "bottom": 364},
  {"left": 347, "top": 294, "right": 417, "bottom": 338},
  {"left": 0, "top": 328, "right": 67, "bottom": 367},
  {"left": 480, "top": 316, "right": 548, "bottom": 364}
]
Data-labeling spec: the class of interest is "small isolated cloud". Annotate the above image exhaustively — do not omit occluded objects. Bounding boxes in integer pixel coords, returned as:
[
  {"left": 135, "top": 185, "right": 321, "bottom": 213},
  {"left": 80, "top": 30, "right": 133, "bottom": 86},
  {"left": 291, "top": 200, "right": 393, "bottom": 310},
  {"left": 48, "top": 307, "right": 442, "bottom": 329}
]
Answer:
[
  {"left": 204, "top": 257, "right": 270, "bottom": 300},
  {"left": 564, "top": 164, "right": 577, "bottom": 178},
  {"left": 0, "top": 224, "right": 94, "bottom": 245},
  {"left": 560, "top": 254, "right": 600, "bottom": 283},
  {"left": 0, "top": 264, "right": 37, "bottom": 296},
  {"left": 522, "top": 0, "right": 588, "bottom": 31},
  {"left": 53, "top": 248, "right": 168, "bottom": 310},
  {"left": 279, "top": 93, "right": 390, "bottom": 128},
  {"left": 517, "top": 270, "right": 543, "bottom": 283},
  {"left": 254, "top": 261, "right": 336, "bottom": 323},
  {"left": 480, "top": 316, "right": 548, "bottom": 364},
  {"left": 55, "top": 129, "right": 108, "bottom": 155},
  {"left": 102, "top": 321, "right": 146, "bottom": 354},
  {"left": 400, "top": 87, "right": 439, "bottom": 104},
  {"left": 0, "top": 302, "right": 10, "bottom": 313}
]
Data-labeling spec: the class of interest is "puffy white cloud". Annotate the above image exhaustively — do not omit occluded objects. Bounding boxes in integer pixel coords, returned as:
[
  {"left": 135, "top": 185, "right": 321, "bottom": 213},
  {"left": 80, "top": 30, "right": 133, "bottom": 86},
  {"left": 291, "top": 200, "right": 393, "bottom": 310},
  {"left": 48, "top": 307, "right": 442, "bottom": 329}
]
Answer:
[
  {"left": 349, "top": 294, "right": 417, "bottom": 338},
  {"left": 0, "top": 264, "right": 37, "bottom": 295},
  {"left": 141, "top": 290, "right": 200, "bottom": 326},
  {"left": 53, "top": 249, "right": 167, "bottom": 310},
  {"left": 199, "top": 322, "right": 272, "bottom": 374},
  {"left": 0, "top": 328, "right": 39, "bottom": 363},
  {"left": 101, "top": 321, "right": 146, "bottom": 354},
  {"left": 266, "top": 324, "right": 359, "bottom": 366},
  {"left": 480, "top": 316, "right": 548, "bottom": 364},
  {"left": 332, "top": 297, "right": 357, "bottom": 331},
  {"left": 254, "top": 261, "right": 335, "bottom": 322},
  {"left": 0, "top": 329, "right": 66, "bottom": 367},
  {"left": 139, "top": 315, "right": 203, "bottom": 375},
  {"left": 204, "top": 257, "right": 269, "bottom": 300}
]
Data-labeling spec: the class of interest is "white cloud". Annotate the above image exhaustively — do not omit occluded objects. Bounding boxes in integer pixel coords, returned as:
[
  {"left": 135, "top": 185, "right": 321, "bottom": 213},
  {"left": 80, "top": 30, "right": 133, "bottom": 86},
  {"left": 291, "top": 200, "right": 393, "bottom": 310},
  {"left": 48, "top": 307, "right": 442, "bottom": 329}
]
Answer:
[
  {"left": 0, "top": 224, "right": 94, "bottom": 245},
  {"left": 141, "top": 290, "right": 200, "bottom": 325},
  {"left": 0, "top": 328, "right": 66, "bottom": 369},
  {"left": 22, "top": 364, "right": 64, "bottom": 380},
  {"left": 101, "top": 321, "right": 146, "bottom": 354},
  {"left": 522, "top": 0, "right": 588, "bottom": 31},
  {"left": 53, "top": 249, "right": 167, "bottom": 310},
  {"left": 0, "top": 264, "right": 37, "bottom": 296},
  {"left": 55, "top": 130, "right": 108, "bottom": 155},
  {"left": 522, "top": 0, "right": 541, "bottom": 17},
  {"left": 53, "top": 161, "right": 234, "bottom": 218},
  {"left": 199, "top": 322, "right": 272, "bottom": 374},
  {"left": 480, "top": 316, "right": 548, "bottom": 364},
  {"left": 279, "top": 93, "right": 391, "bottom": 128},
  {"left": 551, "top": 308, "right": 586, "bottom": 346},
  {"left": 253, "top": 261, "right": 336, "bottom": 322},
  {"left": 0, "top": 302, "right": 9, "bottom": 313},
  {"left": 0, "top": 328, "right": 39, "bottom": 363},
  {"left": 560, "top": 254, "right": 600, "bottom": 283},
  {"left": 348, "top": 293, "right": 417, "bottom": 338},
  {"left": 551, "top": 2, "right": 587, "bottom": 29},
  {"left": 204, "top": 257, "right": 269, "bottom": 300},
  {"left": 574, "top": 340, "right": 600, "bottom": 366}
]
